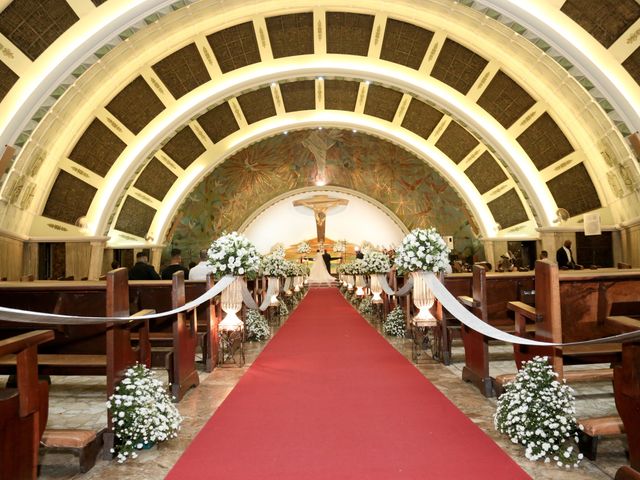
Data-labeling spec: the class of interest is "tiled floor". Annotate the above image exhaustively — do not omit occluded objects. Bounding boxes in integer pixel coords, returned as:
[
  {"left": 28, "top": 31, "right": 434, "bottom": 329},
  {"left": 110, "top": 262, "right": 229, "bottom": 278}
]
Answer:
[{"left": 1, "top": 300, "right": 629, "bottom": 480}]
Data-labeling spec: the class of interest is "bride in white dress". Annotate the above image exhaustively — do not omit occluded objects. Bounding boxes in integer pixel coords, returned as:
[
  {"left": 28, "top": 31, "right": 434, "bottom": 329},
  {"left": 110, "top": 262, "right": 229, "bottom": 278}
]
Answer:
[{"left": 307, "top": 250, "right": 336, "bottom": 284}]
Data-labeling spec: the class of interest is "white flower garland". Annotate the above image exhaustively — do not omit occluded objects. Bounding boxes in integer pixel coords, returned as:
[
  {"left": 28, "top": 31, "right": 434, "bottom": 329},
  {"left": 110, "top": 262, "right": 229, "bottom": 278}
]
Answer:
[
  {"left": 245, "top": 309, "right": 270, "bottom": 341},
  {"left": 494, "top": 356, "right": 583, "bottom": 468},
  {"left": 383, "top": 306, "right": 406, "bottom": 337},
  {"left": 207, "top": 232, "right": 261, "bottom": 276},
  {"left": 106, "top": 364, "right": 182, "bottom": 463},
  {"left": 394, "top": 227, "right": 450, "bottom": 273}
]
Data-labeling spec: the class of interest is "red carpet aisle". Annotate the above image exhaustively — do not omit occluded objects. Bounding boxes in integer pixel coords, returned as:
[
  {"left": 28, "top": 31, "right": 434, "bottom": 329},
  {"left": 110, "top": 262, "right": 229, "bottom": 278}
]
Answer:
[{"left": 166, "top": 288, "right": 530, "bottom": 479}]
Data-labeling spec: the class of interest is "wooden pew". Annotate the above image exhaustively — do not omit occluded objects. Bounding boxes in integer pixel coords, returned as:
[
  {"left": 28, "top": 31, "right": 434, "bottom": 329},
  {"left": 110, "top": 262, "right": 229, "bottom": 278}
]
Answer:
[
  {"left": 0, "top": 330, "right": 54, "bottom": 480},
  {"left": 504, "top": 261, "right": 640, "bottom": 381},
  {"left": 457, "top": 266, "right": 535, "bottom": 396},
  {"left": 0, "top": 269, "right": 152, "bottom": 458}
]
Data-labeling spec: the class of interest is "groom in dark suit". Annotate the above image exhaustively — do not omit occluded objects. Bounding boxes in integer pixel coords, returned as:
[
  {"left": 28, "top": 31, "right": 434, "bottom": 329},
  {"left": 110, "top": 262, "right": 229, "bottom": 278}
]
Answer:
[
  {"left": 322, "top": 249, "right": 332, "bottom": 273},
  {"left": 556, "top": 240, "right": 581, "bottom": 269}
]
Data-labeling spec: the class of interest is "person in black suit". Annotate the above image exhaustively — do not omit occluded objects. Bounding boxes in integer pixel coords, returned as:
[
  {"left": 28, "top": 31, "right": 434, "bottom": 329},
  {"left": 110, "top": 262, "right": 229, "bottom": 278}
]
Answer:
[
  {"left": 556, "top": 240, "right": 580, "bottom": 269},
  {"left": 322, "top": 249, "right": 332, "bottom": 273},
  {"left": 355, "top": 248, "right": 364, "bottom": 259},
  {"left": 129, "top": 252, "right": 160, "bottom": 280},
  {"left": 161, "top": 248, "right": 189, "bottom": 280}
]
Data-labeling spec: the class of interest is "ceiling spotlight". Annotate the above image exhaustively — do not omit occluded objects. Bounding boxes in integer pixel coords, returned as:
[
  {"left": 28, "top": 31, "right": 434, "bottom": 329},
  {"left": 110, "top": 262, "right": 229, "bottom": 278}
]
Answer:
[
  {"left": 271, "top": 82, "right": 276, "bottom": 87},
  {"left": 318, "top": 76, "right": 324, "bottom": 81},
  {"left": 283, "top": 131, "right": 288, "bottom": 135},
  {"left": 318, "top": 126, "right": 323, "bottom": 130},
  {"left": 315, "top": 178, "right": 327, "bottom": 186},
  {"left": 352, "top": 129, "right": 357, "bottom": 133},
  {"left": 365, "top": 80, "right": 370, "bottom": 85}
]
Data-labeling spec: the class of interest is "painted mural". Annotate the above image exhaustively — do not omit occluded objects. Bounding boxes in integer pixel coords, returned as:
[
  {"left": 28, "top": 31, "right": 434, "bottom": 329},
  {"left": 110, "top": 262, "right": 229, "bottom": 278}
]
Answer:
[{"left": 168, "top": 129, "right": 482, "bottom": 262}]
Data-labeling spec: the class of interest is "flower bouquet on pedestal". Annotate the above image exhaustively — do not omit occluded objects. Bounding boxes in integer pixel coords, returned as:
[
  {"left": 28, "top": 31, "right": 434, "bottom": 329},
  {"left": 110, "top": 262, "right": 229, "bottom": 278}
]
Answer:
[
  {"left": 394, "top": 227, "right": 450, "bottom": 325},
  {"left": 107, "top": 364, "right": 182, "bottom": 463},
  {"left": 362, "top": 251, "right": 391, "bottom": 304}
]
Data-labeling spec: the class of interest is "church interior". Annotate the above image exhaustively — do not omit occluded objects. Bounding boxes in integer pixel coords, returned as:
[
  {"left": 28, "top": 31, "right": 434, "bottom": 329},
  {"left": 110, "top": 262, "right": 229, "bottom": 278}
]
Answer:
[{"left": 1, "top": 0, "right": 640, "bottom": 479}]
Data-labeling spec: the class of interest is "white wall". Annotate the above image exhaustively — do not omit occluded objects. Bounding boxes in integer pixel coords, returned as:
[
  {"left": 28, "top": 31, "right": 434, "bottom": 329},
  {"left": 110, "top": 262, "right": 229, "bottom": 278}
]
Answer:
[{"left": 242, "top": 190, "right": 406, "bottom": 253}]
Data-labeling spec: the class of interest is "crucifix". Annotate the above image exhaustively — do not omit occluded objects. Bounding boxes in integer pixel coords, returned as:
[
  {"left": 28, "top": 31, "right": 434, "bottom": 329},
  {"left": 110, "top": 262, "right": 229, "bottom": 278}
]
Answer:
[{"left": 293, "top": 195, "right": 348, "bottom": 244}]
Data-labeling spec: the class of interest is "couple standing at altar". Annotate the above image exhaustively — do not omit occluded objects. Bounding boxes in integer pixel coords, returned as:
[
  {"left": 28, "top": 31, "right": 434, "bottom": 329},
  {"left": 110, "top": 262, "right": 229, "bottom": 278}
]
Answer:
[{"left": 308, "top": 249, "right": 336, "bottom": 284}]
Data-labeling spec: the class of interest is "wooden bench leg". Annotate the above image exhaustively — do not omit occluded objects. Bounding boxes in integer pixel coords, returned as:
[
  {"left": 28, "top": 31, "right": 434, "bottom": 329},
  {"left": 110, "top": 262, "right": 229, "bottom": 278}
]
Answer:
[
  {"left": 578, "top": 431, "right": 599, "bottom": 461},
  {"left": 79, "top": 434, "right": 103, "bottom": 473}
]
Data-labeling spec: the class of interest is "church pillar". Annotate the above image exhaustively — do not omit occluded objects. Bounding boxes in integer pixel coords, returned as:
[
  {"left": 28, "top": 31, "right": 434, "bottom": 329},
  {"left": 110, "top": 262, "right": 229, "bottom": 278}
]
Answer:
[
  {"left": 481, "top": 240, "right": 495, "bottom": 267},
  {"left": 0, "top": 231, "right": 27, "bottom": 280},
  {"left": 88, "top": 240, "right": 107, "bottom": 280},
  {"left": 150, "top": 247, "right": 163, "bottom": 273}
]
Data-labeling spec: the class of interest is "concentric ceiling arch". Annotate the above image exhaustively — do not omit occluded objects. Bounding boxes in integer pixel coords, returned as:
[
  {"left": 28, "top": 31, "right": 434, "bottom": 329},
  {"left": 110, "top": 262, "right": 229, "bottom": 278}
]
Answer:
[{"left": 0, "top": 0, "right": 638, "bottom": 249}]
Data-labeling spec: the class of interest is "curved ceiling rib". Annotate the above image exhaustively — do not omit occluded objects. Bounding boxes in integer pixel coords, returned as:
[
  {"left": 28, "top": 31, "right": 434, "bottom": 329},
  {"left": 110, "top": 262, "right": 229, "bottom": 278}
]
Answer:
[{"left": 1, "top": 0, "right": 637, "bottom": 246}]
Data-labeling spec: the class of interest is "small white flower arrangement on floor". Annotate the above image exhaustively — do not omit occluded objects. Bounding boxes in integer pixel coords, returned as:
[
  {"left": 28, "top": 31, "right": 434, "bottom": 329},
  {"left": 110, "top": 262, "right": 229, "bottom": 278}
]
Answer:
[
  {"left": 394, "top": 227, "right": 450, "bottom": 273},
  {"left": 245, "top": 309, "right": 270, "bottom": 341},
  {"left": 494, "top": 356, "right": 583, "bottom": 468},
  {"left": 207, "top": 232, "right": 261, "bottom": 276},
  {"left": 383, "top": 306, "right": 406, "bottom": 337},
  {"left": 106, "top": 364, "right": 182, "bottom": 463},
  {"left": 358, "top": 296, "right": 375, "bottom": 315},
  {"left": 297, "top": 241, "right": 311, "bottom": 254},
  {"left": 362, "top": 250, "right": 391, "bottom": 274}
]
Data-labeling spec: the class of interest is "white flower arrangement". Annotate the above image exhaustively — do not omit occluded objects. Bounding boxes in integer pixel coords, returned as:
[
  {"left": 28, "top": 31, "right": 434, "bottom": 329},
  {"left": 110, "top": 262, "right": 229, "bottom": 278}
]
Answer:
[
  {"left": 297, "top": 241, "right": 311, "bottom": 254},
  {"left": 279, "top": 300, "right": 289, "bottom": 317},
  {"left": 394, "top": 227, "right": 450, "bottom": 273},
  {"left": 494, "top": 356, "right": 583, "bottom": 468},
  {"left": 261, "top": 252, "right": 289, "bottom": 277},
  {"left": 106, "top": 364, "right": 182, "bottom": 463},
  {"left": 358, "top": 296, "right": 375, "bottom": 315},
  {"left": 341, "top": 260, "right": 367, "bottom": 276},
  {"left": 283, "top": 260, "right": 300, "bottom": 277},
  {"left": 207, "top": 232, "right": 261, "bottom": 276},
  {"left": 362, "top": 251, "right": 391, "bottom": 274},
  {"left": 383, "top": 306, "right": 406, "bottom": 337},
  {"left": 245, "top": 309, "right": 270, "bottom": 341},
  {"left": 333, "top": 240, "right": 347, "bottom": 253},
  {"left": 270, "top": 243, "right": 286, "bottom": 257}
]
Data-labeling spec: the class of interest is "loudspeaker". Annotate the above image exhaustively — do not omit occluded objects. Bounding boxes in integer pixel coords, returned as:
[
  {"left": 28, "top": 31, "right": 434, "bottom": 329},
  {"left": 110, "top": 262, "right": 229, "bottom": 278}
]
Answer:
[
  {"left": 444, "top": 235, "right": 454, "bottom": 250},
  {"left": 583, "top": 213, "right": 601, "bottom": 236},
  {"left": 628, "top": 132, "right": 640, "bottom": 158},
  {"left": 0, "top": 145, "right": 15, "bottom": 176}
]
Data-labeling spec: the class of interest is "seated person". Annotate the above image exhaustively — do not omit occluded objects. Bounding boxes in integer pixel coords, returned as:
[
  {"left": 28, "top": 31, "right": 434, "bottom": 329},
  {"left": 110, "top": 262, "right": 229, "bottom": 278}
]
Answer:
[
  {"left": 555, "top": 240, "right": 582, "bottom": 269},
  {"left": 539, "top": 250, "right": 548, "bottom": 260},
  {"left": 161, "top": 248, "right": 189, "bottom": 280},
  {"left": 189, "top": 250, "right": 214, "bottom": 281},
  {"left": 129, "top": 252, "right": 160, "bottom": 280}
]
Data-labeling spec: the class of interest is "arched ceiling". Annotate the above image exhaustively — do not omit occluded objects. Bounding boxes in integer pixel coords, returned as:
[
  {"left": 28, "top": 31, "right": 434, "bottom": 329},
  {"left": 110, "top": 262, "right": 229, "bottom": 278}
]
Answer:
[
  {"left": 167, "top": 129, "right": 478, "bottom": 255},
  {"left": 0, "top": 0, "right": 639, "bottom": 246}
]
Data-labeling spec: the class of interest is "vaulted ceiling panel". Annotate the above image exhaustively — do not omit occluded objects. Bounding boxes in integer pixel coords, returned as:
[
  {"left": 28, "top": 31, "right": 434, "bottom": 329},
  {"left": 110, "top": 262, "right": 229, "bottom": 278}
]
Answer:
[
  {"left": 516, "top": 113, "right": 574, "bottom": 170},
  {"left": 266, "top": 13, "right": 314, "bottom": 58},
  {"left": 363, "top": 85, "right": 403, "bottom": 122},
  {"left": 42, "top": 170, "right": 97, "bottom": 225},
  {"left": 464, "top": 151, "right": 507, "bottom": 195},
  {"left": 380, "top": 18, "right": 433, "bottom": 70},
  {"left": 105, "top": 76, "right": 165, "bottom": 135},
  {"left": 236, "top": 87, "right": 277, "bottom": 124},
  {"left": 547, "top": 163, "right": 601, "bottom": 216},
  {"left": 162, "top": 126, "right": 206, "bottom": 170},
  {"left": 477, "top": 70, "right": 536, "bottom": 128},
  {"left": 280, "top": 80, "right": 316, "bottom": 112},
  {"left": 151, "top": 43, "right": 211, "bottom": 99},
  {"left": 134, "top": 158, "right": 178, "bottom": 202},
  {"left": 68, "top": 119, "right": 127, "bottom": 177},
  {"left": 0, "top": 61, "right": 18, "bottom": 103},
  {"left": 207, "top": 21, "right": 261, "bottom": 73},
  {"left": 324, "top": 79, "right": 360, "bottom": 111},
  {"left": 197, "top": 102, "right": 239, "bottom": 143},
  {"left": 401, "top": 98, "right": 444, "bottom": 140},
  {"left": 622, "top": 46, "right": 640, "bottom": 85},
  {"left": 115, "top": 196, "right": 156, "bottom": 238},
  {"left": 0, "top": 0, "right": 79, "bottom": 61},
  {"left": 326, "top": 12, "right": 374, "bottom": 56},
  {"left": 431, "top": 39, "right": 488, "bottom": 95},
  {"left": 561, "top": 0, "right": 640, "bottom": 48},
  {"left": 487, "top": 188, "right": 528, "bottom": 229},
  {"left": 435, "top": 121, "right": 479, "bottom": 164}
]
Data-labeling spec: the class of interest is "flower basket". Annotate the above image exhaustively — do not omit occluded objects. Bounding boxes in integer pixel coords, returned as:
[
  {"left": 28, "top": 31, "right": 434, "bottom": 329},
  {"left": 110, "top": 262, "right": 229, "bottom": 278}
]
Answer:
[
  {"left": 207, "top": 232, "right": 261, "bottom": 277},
  {"left": 107, "top": 364, "right": 182, "bottom": 463}
]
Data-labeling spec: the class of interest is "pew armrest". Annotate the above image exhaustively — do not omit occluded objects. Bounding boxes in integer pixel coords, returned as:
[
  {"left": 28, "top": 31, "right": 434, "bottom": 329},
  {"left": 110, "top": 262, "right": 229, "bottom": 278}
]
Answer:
[
  {"left": 607, "top": 315, "right": 640, "bottom": 332},
  {"left": 507, "top": 301, "right": 540, "bottom": 321},
  {"left": 458, "top": 295, "right": 475, "bottom": 308},
  {"left": 0, "top": 330, "right": 55, "bottom": 357}
]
